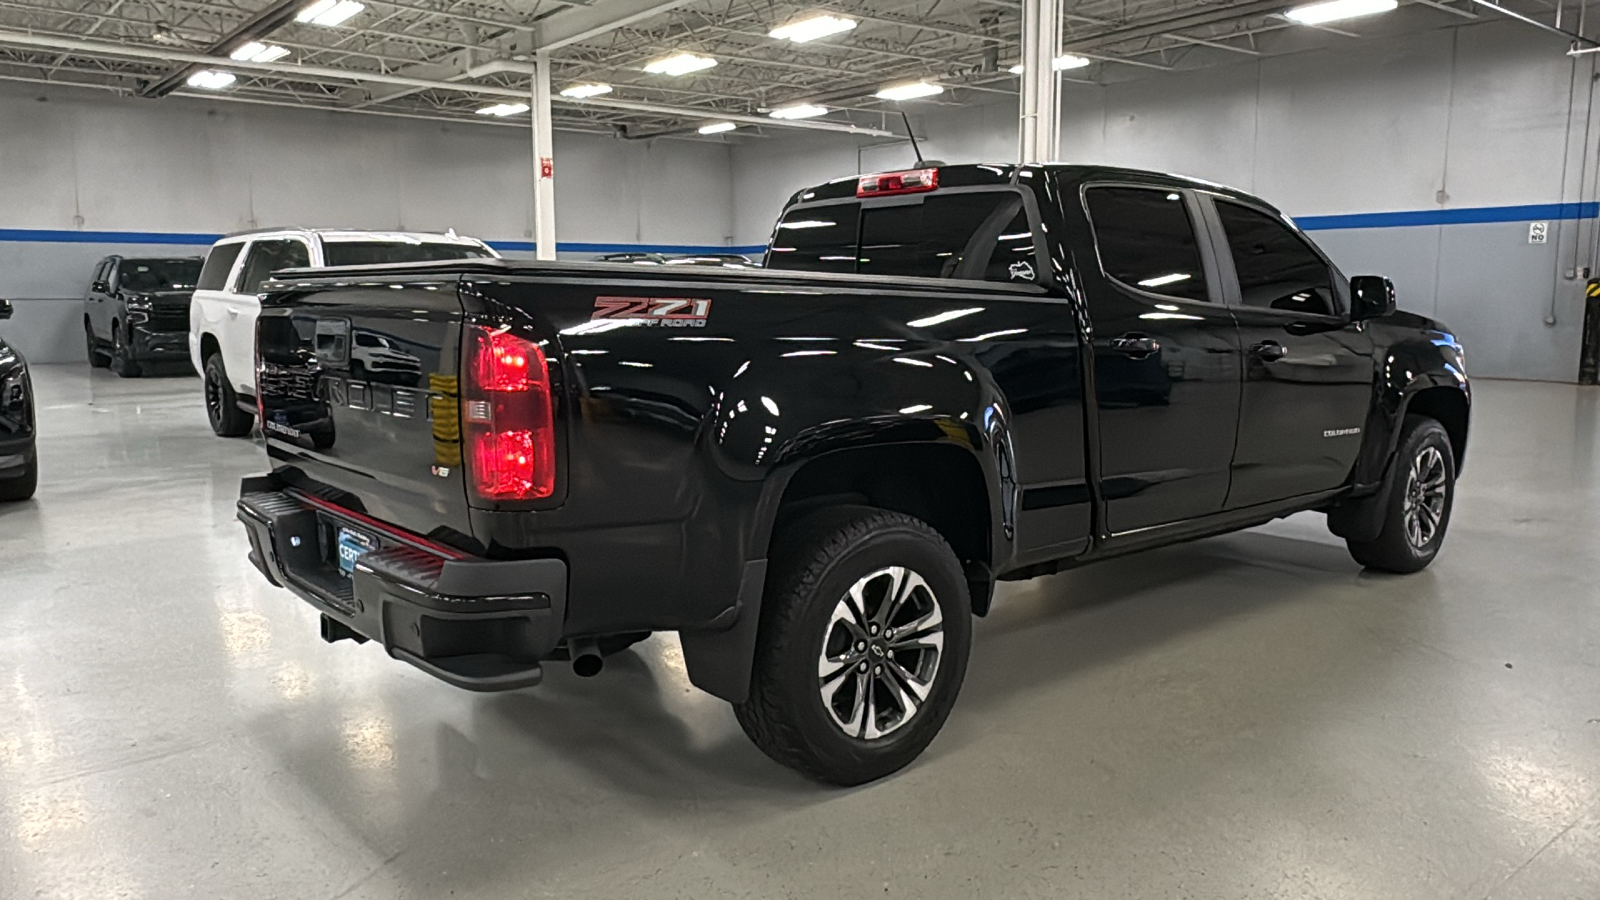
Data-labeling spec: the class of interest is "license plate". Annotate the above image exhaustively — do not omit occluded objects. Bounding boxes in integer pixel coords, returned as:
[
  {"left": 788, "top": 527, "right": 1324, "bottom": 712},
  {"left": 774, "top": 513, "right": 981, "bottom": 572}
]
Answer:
[{"left": 336, "top": 527, "right": 377, "bottom": 576}]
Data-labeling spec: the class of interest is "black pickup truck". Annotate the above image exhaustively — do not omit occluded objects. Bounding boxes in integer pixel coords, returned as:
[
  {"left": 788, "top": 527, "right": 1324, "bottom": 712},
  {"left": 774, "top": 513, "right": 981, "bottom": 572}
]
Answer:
[{"left": 238, "top": 164, "right": 1469, "bottom": 785}]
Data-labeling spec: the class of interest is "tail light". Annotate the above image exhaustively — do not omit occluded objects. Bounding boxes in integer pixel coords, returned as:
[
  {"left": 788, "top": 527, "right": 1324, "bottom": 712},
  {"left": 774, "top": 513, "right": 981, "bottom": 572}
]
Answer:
[
  {"left": 463, "top": 325, "right": 555, "bottom": 500},
  {"left": 857, "top": 168, "right": 938, "bottom": 198}
]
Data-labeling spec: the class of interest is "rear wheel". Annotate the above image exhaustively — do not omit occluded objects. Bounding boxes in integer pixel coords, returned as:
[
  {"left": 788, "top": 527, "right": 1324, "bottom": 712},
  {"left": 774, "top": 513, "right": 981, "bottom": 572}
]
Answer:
[
  {"left": 85, "top": 321, "right": 109, "bottom": 369},
  {"left": 1347, "top": 416, "right": 1455, "bottom": 573},
  {"left": 0, "top": 448, "right": 37, "bottom": 502},
  {"left": 735, "top": 507, "right": 972, "bottom": 786},
  {"left": 204, "top": 353, "right": 253, "bottom": 437},
  {"left": 110, "top": 324, "right": 142, "bottom": 378}
]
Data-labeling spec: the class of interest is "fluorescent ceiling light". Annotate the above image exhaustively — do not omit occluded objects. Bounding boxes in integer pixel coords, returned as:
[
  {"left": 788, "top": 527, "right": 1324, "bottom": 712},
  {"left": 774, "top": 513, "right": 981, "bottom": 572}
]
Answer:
[
  {"left": 296, "top": 0, "right": 364, "bottom": 26},
  {"left": 698, "top": 121, "right": 737, "bottom": 135},
  {"left": 875, "top": 81, "right": 943, "bottom": 101},
  {"left": 1137, "top": 273, "right": 1191, "bottom": 288},
  {"left": 643, "top": 52, "right": 717, "bottom": 76},
  {"left": 769, "top": 14, "right": 857, "bottom": 43},
  {"left": 1008, "top": 55, "right": 1091, "bottom": 73},
  {"left": 476, "top": 102, "right": 530, "bottom": 117},
  {"left": 186, "top": 70, "right": 236, "bottom": 90},
  {"left": 560, "top": 83, "right": 612, "bottom": 98},
  {"left": 770, "top": 103, "right": 827, "bottom": 120},
  {"left": 230, "top": 41, "right": 290, "bottom": 63},
  {"left": 1284, "top": 0, "right": 1396, "bottom": 24}
]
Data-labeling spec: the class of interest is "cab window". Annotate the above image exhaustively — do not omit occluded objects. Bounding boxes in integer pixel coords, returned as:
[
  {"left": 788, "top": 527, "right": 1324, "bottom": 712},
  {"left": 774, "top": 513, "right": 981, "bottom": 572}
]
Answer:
[
  {"left": 1215, "top": 200, "right": 1338, "bottom": 316},
  {"left": 197, "top": 243, "right": 245, "bottom": 292},
  {"left": 1083, "top": 186, "right": 1210, "bottom": 303},
  {"left": 766, "top": 202, "right": 861, "bottom": 274}
]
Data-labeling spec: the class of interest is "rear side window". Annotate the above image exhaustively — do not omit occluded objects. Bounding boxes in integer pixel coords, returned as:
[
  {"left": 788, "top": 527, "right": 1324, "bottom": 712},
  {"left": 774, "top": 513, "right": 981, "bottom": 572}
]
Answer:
[
  {"left": 197, "top": 243, "right": 244, "bottom": 292},
  {"left": 858, "top": 192, "right": 1034, "bottom": 281},
  {"left": 1214, "top": 200, "right": 1337, "bottom": 316},
  {"left": 322, "top": 241, "right": 490, "bottom": 267},
  {"left": 1084, "top": 186, "right": 1209, "bottom": 303},
  {"left": 239, "top": 240, "right": 311, "bottom": 294},
  {"left": 767, "top": 202, "right": 861, "bottom": 274}
]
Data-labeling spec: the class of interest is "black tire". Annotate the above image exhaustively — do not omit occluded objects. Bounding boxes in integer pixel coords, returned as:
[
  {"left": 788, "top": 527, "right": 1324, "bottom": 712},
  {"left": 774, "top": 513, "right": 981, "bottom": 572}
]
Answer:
[
  {"left": 110, "top": 324, "right": 142, "bottom": 378},
  {"left": 85, "top": 322, "right": 110, "bottom": 369},
  {"left": 0, "top": 449, "right": 37, "bottom": 502},
  {"left": 204, "top": 353, "right": 253, "bottom": 438},
  {"left": 1347, "top": 416, "right": 1455, "bottom": 573},
  {"left": 735, "top": 507, "right": 972, "bottom": 786}
]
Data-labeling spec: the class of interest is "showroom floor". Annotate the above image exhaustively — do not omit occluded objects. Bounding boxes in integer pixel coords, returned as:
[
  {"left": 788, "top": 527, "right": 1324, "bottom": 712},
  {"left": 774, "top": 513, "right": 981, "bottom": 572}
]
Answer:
[{"left": 0, "top": 365, "right": 1596, "bottom": 899}]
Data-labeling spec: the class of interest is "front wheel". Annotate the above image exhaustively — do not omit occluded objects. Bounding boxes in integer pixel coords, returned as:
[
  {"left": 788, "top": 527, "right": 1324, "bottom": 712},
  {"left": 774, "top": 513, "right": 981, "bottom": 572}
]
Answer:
[
  {"left": 1347, "top": 415, "right": 1456, "bottom": 573},
  {"left": 85, "top": 322, "right": 110, "bottom": 369},
  {"left": 0, "top": 448, "right": 37, "bottom": 502},
  {"left": 110, "top": 324, "right": 142, "bottom": 378},
  {"left": 735, "top": 507, "right": 972, "bottom": 786},
  {"left": 204, "top": 353, "right": 253, "bottom": 437}
]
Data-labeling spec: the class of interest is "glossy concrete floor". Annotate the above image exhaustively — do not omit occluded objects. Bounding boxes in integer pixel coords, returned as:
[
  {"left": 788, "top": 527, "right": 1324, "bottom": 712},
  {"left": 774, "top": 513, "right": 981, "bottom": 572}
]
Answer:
[{"left": 2, "top": 364, "right": 1598, "bottom": 900}]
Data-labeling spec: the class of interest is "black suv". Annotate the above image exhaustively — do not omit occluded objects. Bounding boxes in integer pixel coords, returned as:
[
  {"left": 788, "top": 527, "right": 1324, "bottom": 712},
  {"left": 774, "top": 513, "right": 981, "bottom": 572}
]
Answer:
[
  {"left": 84, "top": 255, "right": 203, "bottom": 376},
  {"left": 0, "top": 299, "right": 36, "bottom": 501}
]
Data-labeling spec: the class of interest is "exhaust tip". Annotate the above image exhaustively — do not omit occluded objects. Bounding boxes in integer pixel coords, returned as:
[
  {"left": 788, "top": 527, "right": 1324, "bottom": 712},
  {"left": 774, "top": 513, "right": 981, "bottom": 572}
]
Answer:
[{"left": 568, "top": 637, "right": 603, "bottom": 677}]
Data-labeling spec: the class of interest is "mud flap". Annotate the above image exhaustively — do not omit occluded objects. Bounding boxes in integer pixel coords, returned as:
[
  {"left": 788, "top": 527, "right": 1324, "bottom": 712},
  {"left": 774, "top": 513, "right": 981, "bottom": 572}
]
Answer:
[
  {"left": 678, "top": 559, "right": 768, "bottom": 704},
  {"left": 1327, "top": 465, "right": 1396, "bottom": 544}
]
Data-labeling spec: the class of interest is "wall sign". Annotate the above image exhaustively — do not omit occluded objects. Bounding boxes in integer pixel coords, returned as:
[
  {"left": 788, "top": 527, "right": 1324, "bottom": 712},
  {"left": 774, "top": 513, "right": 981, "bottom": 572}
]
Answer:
[{"left": 1529, "top": 222, "right": 1549, "bottom": 244}]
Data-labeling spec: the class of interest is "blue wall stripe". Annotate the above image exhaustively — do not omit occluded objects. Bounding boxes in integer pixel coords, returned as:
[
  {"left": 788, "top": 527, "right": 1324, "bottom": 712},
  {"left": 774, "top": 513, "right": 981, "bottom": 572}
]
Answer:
[
  {"left": 1, "top": 201, "right": 1594, "bottom": 248},
  {"left": 1294, "top": 201, "right": 1600, "bottom": 231}
]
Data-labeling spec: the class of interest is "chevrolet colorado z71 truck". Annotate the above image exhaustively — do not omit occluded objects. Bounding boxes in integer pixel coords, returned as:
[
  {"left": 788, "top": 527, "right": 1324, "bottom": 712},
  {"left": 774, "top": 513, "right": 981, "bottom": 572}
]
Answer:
[{"left": 237, "top": 164, "right": 1469, "bottom": 785}]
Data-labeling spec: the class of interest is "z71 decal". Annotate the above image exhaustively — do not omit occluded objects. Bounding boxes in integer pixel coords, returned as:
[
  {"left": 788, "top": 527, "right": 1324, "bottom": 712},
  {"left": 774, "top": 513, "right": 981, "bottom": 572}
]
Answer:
[{"left": 591, "top": 296, "right": 712, "bottom": 327}]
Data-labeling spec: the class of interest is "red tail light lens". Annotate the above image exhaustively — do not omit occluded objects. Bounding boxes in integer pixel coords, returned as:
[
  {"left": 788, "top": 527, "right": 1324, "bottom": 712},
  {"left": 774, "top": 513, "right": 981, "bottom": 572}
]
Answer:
[
  {"left": 463, "top": 326, "right": 555, "bottom": 500},
  {"left": 857, "top": 167, "right": 939, "bottom": 197}
]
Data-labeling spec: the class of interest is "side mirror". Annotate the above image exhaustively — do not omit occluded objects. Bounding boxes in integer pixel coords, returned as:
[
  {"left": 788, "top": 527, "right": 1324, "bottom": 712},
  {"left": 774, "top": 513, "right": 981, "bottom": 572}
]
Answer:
[
  {"left": 92, "top": 281, "right": 109, "bottom": 294},
  {"left": 1349, "top": 275, "right": 1396, "bottom": 321},
  {"left": 0, "top": 298, "right": 11, "bottom": 320}
]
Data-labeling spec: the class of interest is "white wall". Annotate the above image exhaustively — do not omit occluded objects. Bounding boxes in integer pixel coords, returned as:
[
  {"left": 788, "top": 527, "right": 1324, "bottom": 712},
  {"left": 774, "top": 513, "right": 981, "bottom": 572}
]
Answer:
[
  {"left": 0, "top": 82, "right": 737, "bottom": 361},
  {"left": 729, "top": 21, "right": 1599, "bottom": 381}
]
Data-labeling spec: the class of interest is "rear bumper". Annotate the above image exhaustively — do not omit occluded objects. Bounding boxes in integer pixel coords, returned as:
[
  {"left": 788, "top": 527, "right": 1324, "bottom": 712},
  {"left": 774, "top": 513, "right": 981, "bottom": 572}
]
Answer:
[{"left": 236, "top": 476, "right": 566, "bottom": 691}]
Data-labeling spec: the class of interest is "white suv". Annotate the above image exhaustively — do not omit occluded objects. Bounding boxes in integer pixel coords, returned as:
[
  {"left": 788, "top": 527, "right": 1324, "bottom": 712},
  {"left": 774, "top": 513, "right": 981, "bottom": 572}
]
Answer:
[{"left": 189, "top": 228, "right": 497, "bottom": 437}]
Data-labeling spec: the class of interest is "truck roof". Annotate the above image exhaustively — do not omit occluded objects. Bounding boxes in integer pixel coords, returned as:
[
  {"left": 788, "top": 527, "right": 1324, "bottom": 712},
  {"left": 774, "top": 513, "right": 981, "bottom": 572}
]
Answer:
[
  {"left": 784, "top": 162, "right": 1278, "bottom": 214},
  {"left": 215, "top": 227, "right": 485, "bottom": 245}
]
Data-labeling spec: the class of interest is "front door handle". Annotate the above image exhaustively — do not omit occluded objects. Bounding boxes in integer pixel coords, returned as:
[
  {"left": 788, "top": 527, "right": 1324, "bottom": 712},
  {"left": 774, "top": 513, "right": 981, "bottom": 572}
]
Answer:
[
  {"left": 227, "top": 307, "right": 240, "bottom": 319},
  {"left": 1251, "top": 340, "right": 1288, "bottom": 362},
  {"left": 1109, "top": 333, "right": 1160, "bottom": 358}
]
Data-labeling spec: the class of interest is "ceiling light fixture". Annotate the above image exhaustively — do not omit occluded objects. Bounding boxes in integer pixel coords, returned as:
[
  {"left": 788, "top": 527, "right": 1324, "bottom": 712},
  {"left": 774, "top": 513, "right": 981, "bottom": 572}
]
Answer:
[
  {"left": 698, "top": 121, "right": 737, "bottom": 134},
  {"left": 769, "top": 14, "right": 858, "bottom": 43},
  {"left": 643, "top": 52, "right": 717, "bottom": 76},
  {"left": 1053, "top": 54, "right": 1091, "bottom": 70},
  {"left": 296, "top": 0, "right": 365, "bottom": 27},
  {"left": 769, "top": 103, "right": 827, "bottom": 120},
  {"left": 560, "top": 83, "right": 612, "bottom": 98},
  {"left": 875, "top": 81, "right": 943, "bottom": 101},
  {"left": 476, "top": 102, "right": 530, "bottom": 117},
  {"left": 230, "top": 41, "right": 290, "bottom": 63},
  {"left": 1284, "top": 0, "right": 1397, "bottom": 24},
  {"left": 186, "top": 70, "right": 236, "bottom": 90}
]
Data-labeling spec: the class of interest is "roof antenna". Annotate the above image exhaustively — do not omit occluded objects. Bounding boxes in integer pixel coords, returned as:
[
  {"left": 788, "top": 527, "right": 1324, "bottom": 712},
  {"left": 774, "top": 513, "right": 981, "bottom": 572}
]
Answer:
[{"left": 899, "top": 111, "right": 944, "bottom": 167}]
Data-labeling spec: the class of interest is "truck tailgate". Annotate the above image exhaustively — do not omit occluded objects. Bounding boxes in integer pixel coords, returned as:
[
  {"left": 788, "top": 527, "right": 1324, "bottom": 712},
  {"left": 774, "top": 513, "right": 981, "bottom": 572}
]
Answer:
[{"left": 255, "top": 275, "right": 474, "bottom": 541}]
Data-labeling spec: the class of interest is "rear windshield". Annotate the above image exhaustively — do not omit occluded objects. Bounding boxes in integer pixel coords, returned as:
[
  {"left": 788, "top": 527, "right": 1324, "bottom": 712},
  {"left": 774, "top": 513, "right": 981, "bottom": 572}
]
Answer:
[
  {"left": 765, "top": 190, "right": 1036, "bottom": 283},
  {"left": 321, "top": 241, "right": 490, "bottom": 267},
  {"left": 120, "top": 259, "right": 203, "bottom": 292}
]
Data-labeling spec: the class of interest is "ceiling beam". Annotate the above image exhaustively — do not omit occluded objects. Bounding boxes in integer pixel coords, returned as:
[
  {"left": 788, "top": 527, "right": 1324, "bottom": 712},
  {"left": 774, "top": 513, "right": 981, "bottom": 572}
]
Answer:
[
  {"left": 534, "top": 0, "right": 698, "bottom": 51},
  {"left": 137, "top": 0, "right": 307, "bottom": 98}
]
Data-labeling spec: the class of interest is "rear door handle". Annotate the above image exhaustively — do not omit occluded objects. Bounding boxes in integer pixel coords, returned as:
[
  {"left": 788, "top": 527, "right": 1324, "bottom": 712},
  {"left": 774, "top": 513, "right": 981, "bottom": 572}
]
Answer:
[
  {"left": 1251, "top": 340, "right": 1287, "bottom": 362},
  {"left": 1109, "top": 333, "right": 1160, "bottom": 358}
]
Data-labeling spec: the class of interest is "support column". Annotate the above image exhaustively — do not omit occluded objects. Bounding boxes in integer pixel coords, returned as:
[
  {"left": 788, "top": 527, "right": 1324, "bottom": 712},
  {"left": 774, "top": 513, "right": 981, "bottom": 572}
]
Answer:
[
  {"left": 531, "top": 50, "right": 557, "bottom": 261},
  {"left": 1018, "top": 0, "right": 1061, "bottom": 164}
]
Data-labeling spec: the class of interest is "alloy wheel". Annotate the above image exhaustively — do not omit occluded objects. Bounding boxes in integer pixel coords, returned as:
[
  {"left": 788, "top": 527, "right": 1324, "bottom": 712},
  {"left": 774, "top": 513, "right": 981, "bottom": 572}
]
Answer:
[
  {"left": 817, "top": 566, "right": 944, "bottom": 740},
  {"left": 204, "top": 367, "right": 224, "bottom": 426},
  {"left": 1402, "top": 445, "right": 1448, "bottom": 549}
]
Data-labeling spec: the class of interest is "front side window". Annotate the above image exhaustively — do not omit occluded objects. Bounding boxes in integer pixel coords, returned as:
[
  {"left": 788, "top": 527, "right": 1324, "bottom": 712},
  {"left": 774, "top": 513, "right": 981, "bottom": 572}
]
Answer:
[
  {"left": 766, "top": 202, "right": 862, "bottom": 274},
  {"left": 1084, "top": 186, "right": 1209, "bottom": 303},
  {"left": 239, "top": 239, "right": 311, "bottom": 294},
  {"left": 197, "top": 243, "right": 244, "bottom": 292},
  {"left": 1215, "top": 200, "right": 1337, "bottom": 316}
]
